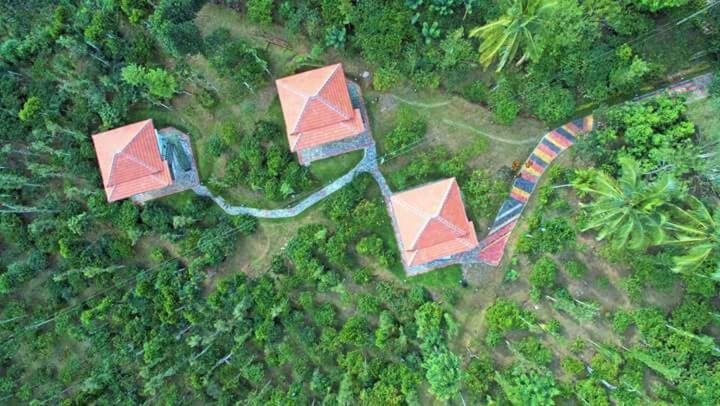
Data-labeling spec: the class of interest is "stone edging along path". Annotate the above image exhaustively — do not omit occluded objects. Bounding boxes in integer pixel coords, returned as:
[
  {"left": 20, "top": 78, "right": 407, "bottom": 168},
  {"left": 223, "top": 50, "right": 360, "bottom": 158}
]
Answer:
[{"left": 193, "top": 72, "right": 713, "bottom": 269}]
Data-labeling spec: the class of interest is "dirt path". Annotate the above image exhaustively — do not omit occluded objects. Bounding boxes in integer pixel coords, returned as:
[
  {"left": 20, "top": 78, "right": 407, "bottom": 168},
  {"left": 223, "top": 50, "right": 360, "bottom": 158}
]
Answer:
[
  {"left": 442, "top": 118, "right": 539, "bottom": 145},
  {"left": 392, "top": 94, "right": 451, "bottom": 108}
]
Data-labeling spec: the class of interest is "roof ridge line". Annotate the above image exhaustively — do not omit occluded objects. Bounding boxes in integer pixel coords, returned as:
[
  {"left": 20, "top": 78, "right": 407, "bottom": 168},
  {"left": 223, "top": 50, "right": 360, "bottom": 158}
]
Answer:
[
  {"left": 315, "top": 64, "right": 341, "bottom": 97},
  {"left": 108, "top": 121, "right": 161, "bottom": 186}
]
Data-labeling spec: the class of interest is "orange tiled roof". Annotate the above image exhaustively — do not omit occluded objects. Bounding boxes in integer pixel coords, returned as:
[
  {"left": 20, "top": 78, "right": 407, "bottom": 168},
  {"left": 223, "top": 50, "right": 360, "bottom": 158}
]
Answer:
[
  {"left": 276, "top": 63, "right": 365, "bottom": 151},
  {"left": 389, "top": 178, "right": 479, "bottom": 267},
  {"left": 91, "top": 119, "right": 172, "bottom": 202}
]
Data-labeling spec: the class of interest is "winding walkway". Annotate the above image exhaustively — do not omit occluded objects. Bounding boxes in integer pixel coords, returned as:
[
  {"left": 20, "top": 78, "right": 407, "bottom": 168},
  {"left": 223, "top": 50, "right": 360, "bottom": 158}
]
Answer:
[{"left": 193, "top": 143, "right": 386, "bottom": 218}]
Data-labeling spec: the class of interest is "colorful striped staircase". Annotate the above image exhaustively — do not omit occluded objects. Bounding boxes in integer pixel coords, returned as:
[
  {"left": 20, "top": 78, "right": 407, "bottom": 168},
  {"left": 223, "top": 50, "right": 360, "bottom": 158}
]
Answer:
[{"left": 477, "top": 115, "right": 595, "bottom": 265}]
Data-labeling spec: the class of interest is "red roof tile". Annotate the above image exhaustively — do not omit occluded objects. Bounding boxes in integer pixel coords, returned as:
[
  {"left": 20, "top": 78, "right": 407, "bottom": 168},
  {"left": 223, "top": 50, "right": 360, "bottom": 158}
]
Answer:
[
  {"left": 92, "top": 119, "right": 172, "bottom": 202},
  {"left": 276, "top": 64, "right": 365, "bottom": 151},
  {"left": 389, "top": 178, "right": 479, "bottom": 267}
]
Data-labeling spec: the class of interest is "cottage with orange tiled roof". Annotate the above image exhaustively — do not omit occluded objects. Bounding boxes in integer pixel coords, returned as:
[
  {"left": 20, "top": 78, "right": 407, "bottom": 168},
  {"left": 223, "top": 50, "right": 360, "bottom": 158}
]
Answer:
[
  {"left": 388, "top": 178, "right": 479, "bottom": 275},
  {"left": 92, "top": 119, "right": 199, "bottom": 203},
  {"left": 276, "top": 63, "right": 371, "bottom": 165}
]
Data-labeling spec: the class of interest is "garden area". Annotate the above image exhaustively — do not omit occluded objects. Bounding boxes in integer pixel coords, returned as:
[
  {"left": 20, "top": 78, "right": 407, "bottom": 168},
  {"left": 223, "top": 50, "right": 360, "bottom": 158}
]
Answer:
[{"left": 1, "top": 0, "right": 720, "bottom": 404}]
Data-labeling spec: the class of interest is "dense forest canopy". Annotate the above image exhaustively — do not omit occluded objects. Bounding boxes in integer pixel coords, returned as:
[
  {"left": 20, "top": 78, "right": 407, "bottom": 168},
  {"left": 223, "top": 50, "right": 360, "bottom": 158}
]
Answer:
[{"left": 1, "top": 0, "right": 719, "bottom": 404}]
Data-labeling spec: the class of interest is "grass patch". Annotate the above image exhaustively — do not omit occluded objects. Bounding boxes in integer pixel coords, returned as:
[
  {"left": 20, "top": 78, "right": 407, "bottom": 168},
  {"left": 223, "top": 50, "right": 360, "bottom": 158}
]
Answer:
[
  {"left": 309, "top": 150, "right": 364, "bottom": 183},
  {"left": 686, "top": 98, "right": 720, "bottom": 141}
]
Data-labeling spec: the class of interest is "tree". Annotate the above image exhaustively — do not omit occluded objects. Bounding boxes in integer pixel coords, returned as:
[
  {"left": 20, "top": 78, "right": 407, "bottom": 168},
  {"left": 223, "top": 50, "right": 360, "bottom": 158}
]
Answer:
[
  {"left": 121, "top": 64, "right": 178, "bottom": 100},
  {"left": 469, "top": 0, "right": 558, "bottom": 71},
  {"left": 247, "top": 0, "right": 273, "bottom": 25},
  {"left": 575, "top": 157, "right": 678, "bottom": 251},
  {"left": 149, "top": 0, "right": 204, "bottom": 56},
  {"left": 664, "top": 196, "right": 720, "bottom": 278},
  {"left": 424, "top": 350, "right": 461, "bottom": 401}
]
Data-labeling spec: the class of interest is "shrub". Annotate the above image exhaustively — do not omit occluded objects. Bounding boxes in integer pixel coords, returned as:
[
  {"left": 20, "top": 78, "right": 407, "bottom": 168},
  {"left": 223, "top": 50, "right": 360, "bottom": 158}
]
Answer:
[
  {"left": 565, "top": 260, "right": 587, "bottom": 279},
  {"left": 527, "top": 85, "right": 576, "bottom": 124},
  {"left": 517, "top": 216, "right": 575, "bottom": 256},
  {"left": 612, "top": 310, "right": 633, "bottom": 334},
  {"left": 463, "top": 354, "right": 494, "bottom": 398},
  {"left": 207, "top": 135, "right": 225, "bottom": 157},
  {"left": 247, "top": 0, "right": 273, "bottom": 25},
  {"left": 485, "top": 299, "right": 528, "bottom": 342},
  {"left": 352, "top": 267, "right": 372, "bottom": 285},
  {"left": 515, "top": 336, "right": 552, "bottom": 366},
  {"left": 461, "top": 80, "right": 489, "bottom": 103},
  {"left": 561, "top": 357, "right": 586, "bottom": 378},
  {"left": 373, "top": 65, "right": 402, "bottom": 91},
  {"left": 491, "top": 78, "right": 520, "bottom": 125},
  {"left": 530, "top": 256, "right": 557, "bottom": 292},
  {"left": 196, "top": 87, "right": 218, "bottom": 109},
  {"left": 384, "top": 106, "right": 427, "bottom": 153}
]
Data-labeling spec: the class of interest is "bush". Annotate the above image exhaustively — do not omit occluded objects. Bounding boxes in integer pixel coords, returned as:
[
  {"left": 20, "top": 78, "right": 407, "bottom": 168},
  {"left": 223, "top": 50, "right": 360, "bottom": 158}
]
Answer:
[
  {"left": 491, "top": 78, "right": 520, "bottom": 125},
  {"left": 461, "top": 80, "right": 489, "bottom": 103},
  {"left": 530, "top": 256, "right": 557, "bottom": 291},
  {"left": 373, "top": 65, "right": 402, "bottom": 91},
  {"left": 197, "top": 87, "right": 218, "bottom": 109},
  {"left": 515, "top": 336, "right": 552, "bottom": 366},
  {"left": 384, "top": 106, "right": 427, "bottom": 153},
  {"left": 527, "top": 85, "right": 575, "bottom": 124},
  {"left": 561, "top": 357, "right": 586, "bottom": 378},
  {"left": 485, "top": 299, "right": 524, "bottom": 334},
  {"left": 207, "top": 135, "right": 225, "bottom": 157},
  {"left": 565, "top": 260, "right": 587, "bottom": 279},
  {"left": 247, "top": 0, "right": 273, "bottom": 25},
  {"left": 612, "top": 310, "right": 633, "bottom": 333},
  {"left": 517, "top": 216, "right": 575, "bottom": 256}
]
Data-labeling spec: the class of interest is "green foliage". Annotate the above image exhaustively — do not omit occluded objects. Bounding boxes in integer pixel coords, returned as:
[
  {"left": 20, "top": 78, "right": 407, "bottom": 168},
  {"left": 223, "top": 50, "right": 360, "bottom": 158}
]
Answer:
[
  {"left": 226, "top": 120, "right": 312, "bottom": 200},
  {"left": 352, "top": 0, "right": 414, "bottom": 67},
  {"left": 461, "top": 80, "right": 490, "bottom": 103},
  {"left": 526, "top": 85, "right": 575, "bottom": 123},
  {"left": 470, "top": 0, "right": 559, "bottom": 71},
  {"left": 149, "top": 0, "right": 204, "bottom": 56},
  {"left": 204, "top": 28, "right": 269, "bottom": 95},
  {"left": 576, "top": 157, "right": 678, "bottom": 251},
  {"left": 665, "top": 196, "right": 720, "bottom": 277},
  {"left": 423, "top": 350, "right": 462, "bottom": 401},
  {"left": 578, "top": 97, "right": 697, "bottom": 176},
  {"left": 485, "top": 299, "right": 528, "bottom": 341},
  {"left": 530, "top": 256, "right": 557, "bottom": 292},
  {"left": 517, "top": 216, "right": 575, "bottom": 256},
  {"left": 495, "top": 366, "right": 561, "bottom": 406},
  {"left": 612, "top": 310, "right": 634, "bottom": 334},
  {"left": 463, "top": 169, "right": 507, "bottom": 220},
  {"left": 491, "top": 76, "right": 520, "bottom": 125},
  {"left": 384, "top": 106, "right": 427, "bottom": 153},
  {"left": 561, "top": 357, "right": 586, "bottom": 378},
  {"left": 463, "top": 353, "right": 494, "bottom": 399},
  {"left": 565, "top": 259, "right": 587, "bottom": 279},
  {"left": 18, "top": 96, "right": 42, "bottom": 122},
  {"left": 549, "top": 289, "right": 600, "bottom": 322},
  {"left": 636, "top": 0, "right": 689, "bottom": 12},
  {"left": 514, "top": 336, "right": 553, "bottom": 366},
  {"left": 373, "top": 65, "right": 403, "bottom": 91},
  {"left": 121, "top": 64, "right": 178, "bottom": 100},
  {"left": 247, "top": 0, "right": 273, "bottom": 25}
]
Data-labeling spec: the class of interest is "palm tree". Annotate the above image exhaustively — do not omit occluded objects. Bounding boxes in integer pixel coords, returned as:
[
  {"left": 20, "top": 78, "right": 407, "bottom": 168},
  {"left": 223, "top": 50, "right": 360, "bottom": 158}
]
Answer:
[
  {"left": 664, "top": 196, "right": 720, "bottom": 279},
  {"left": 574, "top": 157, "right": 678, "bottom": 251},
  {"left": 469, "top": 0, "right": 558, "bottom": 71}
]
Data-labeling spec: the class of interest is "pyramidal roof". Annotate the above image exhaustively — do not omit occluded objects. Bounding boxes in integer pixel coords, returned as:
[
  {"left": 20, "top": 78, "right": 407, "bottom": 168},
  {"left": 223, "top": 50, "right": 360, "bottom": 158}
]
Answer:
[
  {"left": 389, "top": 178, "right": 479, "bottom": 267},
  {"left": 276, "top": 64, "right": 365, "bottom": 151},
  {"left": 92, "top": 119, "right": 172, "bottom": 202}
]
